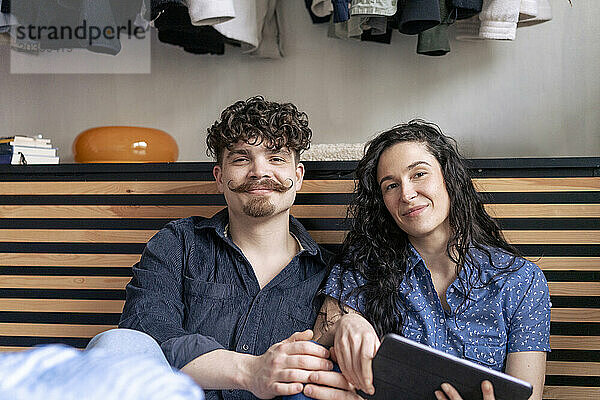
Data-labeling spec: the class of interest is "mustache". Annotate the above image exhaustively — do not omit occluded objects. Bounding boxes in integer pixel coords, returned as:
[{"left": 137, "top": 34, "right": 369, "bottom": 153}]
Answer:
[{"left": 227, "top": 178, "right": 294, "bottom": 193}]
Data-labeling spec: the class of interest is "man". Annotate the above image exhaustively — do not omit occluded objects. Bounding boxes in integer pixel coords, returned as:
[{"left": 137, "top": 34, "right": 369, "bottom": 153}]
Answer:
[{"left": 118, "top": 96, "right": 358, "bottom": 400}]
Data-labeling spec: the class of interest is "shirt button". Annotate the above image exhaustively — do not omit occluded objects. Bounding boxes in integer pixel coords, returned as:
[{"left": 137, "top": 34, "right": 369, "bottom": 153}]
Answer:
[
  {"left": 439, "top": 318, "right": 445, "bottom": 324},
  {"left": 242, "top": 344, "right": 249, "bottom": 351}
]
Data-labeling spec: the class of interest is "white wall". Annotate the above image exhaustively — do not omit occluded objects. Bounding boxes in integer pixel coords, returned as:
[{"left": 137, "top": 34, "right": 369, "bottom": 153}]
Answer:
[{"left": 0, "top": 0, "right": 598, "bottom": 162}]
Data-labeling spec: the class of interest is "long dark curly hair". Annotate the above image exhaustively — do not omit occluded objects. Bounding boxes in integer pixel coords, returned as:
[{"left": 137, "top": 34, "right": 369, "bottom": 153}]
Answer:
[
  {"left": 206, "top": 95, "right": 312, "bottom": 164},
  {"left": 337, "top": 120, "right": 523, "bottom": 337}
]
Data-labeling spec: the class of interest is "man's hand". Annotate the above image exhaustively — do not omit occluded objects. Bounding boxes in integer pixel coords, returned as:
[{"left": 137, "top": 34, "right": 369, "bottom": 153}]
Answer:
[
  {"left": 245, "top": 330, "right": 334, "bottom": 399},
  {"left": 303, "top": 370, "right": 363, "bottom": 400},
  {"left": 332, "top": 313, "right": 380, "bottom": 395},
  {"left": 435, "top": 380, "right": 496, "bottom": 400}
]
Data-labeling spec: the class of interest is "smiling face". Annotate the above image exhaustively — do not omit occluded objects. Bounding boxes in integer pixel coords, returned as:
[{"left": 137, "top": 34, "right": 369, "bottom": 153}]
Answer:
[
  {"left": 213, "top": 141, "right": 304, "bottom": 219},
  {"left": 376, "top": 141, "right": 451, "bottom": 244}
]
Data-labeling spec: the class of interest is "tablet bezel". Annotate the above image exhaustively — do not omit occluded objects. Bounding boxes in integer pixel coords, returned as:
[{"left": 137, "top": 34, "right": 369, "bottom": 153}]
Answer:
[{"left": 360, "top": 333, "right": 533, "bottom": 400}]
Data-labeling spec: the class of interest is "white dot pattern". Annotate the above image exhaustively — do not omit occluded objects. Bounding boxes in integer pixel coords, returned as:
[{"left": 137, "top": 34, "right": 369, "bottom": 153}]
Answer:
[{"left": 323, "top": 245, "right": 551, "bottom": 371}]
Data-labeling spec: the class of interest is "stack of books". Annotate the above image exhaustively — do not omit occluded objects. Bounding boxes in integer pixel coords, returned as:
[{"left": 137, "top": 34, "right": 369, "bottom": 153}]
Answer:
[{"left": 0, "top": 135, "right": 59, "bottom": 164}]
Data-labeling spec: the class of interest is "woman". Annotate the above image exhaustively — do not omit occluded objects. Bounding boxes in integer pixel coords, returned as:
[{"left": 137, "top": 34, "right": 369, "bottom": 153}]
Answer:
[{"left": 312, "top": 121, "right": 551, "bottom": 400}]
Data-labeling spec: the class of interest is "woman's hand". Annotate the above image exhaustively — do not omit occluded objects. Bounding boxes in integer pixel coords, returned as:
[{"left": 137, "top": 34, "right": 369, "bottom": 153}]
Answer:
[
  {"left": 434, "top": 380, "right": 495, "bottom": 400},
  {"left": 331, "top": 313, "right": 380, "bottom": 395}
]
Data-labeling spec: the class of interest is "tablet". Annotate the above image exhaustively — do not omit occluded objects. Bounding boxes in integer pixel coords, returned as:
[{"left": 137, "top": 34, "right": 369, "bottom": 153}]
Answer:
[{"left": 359, "top": 333, "right": 533, "bottom": 400}]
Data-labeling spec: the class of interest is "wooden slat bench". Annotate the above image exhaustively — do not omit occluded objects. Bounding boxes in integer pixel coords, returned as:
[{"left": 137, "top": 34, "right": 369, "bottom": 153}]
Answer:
[{"left": 0, "top": 159, "right": 598, "bottom": 399}]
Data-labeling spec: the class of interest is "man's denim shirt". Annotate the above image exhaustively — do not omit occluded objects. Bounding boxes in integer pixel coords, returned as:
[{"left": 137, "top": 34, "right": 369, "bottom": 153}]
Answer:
[{"left": 119, "top": 209, "right": 330, "bottom": 399}]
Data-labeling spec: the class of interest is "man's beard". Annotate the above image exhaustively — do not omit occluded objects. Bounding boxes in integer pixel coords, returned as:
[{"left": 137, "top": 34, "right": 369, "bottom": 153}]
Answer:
[
  {"left": 228, "top": 178, "right": 293, "bottom": 218},
  {"left": 242, "top": 197, "right": 276, "bottom": 218}
]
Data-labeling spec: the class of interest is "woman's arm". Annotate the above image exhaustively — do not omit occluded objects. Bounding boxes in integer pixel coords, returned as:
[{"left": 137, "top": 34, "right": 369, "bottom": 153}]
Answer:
[
  {"left": 312, "top": 296, "right": 380, "bottom": 395},
  {"left": 505, "top": 351, "right": 547, "bottom": 400},
  {"left": 313, "top": 295, "right": 352, "bottom": 346}
]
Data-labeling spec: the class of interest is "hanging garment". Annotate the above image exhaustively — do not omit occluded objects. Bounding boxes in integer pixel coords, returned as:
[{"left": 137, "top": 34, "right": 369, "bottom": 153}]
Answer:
[
  {"left": 79, "top": 0, "right": 121, "bottom": 55},
  {"left": 328, "top": 14, "right": 364, "bottom": 40},
  {"left": 328, "top": 14, "right": 393, "bottom": 43},
  {"left": 312, "top": 0, "right": 333, "bottom": 17},
  {"left": 304, "top": 0, "right": 330, "bottom": 23},
  {"left": 363, "top": 16, "right": 388, "bottom": 35},
  {"left": 210, "top": 1, "right": 259, "bottom": 49},
  {"left": 417, "top": 0, "right": 451, "bottom": 56},
  {"left": 455, "top": 0, "right": 550, "bottom": 41},
  {"left": 212, "top": 0, "right": 283, "bottom": 58},
  {"left": 0, "top": 9, "right": 16, "bottom": 33},
  {"left": 350, "top": 0, "right": 397, "bottom": 18},
  {"left": 332, "top": 0, "right": 350, "bottom": 23},
  {"left": 454, "top": 14, "right": 480, "bottom": 40},
  {"left": 153, "top": 2, "right": 227, "bottom": 54},
  {"left": 134, "top": 0, "right": 151, "bottom": 31},
  {"left": 396, "top": 0, "right": 440, "bottom": 35},
  {"left": 1, "top": 3, "right": 39, "bottom": 54},
  {"left": 518, "top": 0, "right": 551, "bottom": 27},
  {"left": 247, "top": 0, "right": 284, "bottom": 58},
  {"left": 518, "top": 0, "right": 537, "bottom": 20},
  {"left": 360, "top": 19, "right": 393, "bottom": 43},
  {"left": 151, "top": 0, "right": 176, "bottom": 19},
  {"left": 479, "top": 0, "right": 521, "bottom": 40},
  {"left": 187, "top": 0, "right": 235, "bottom": 26},
  {"left": 10, "top": 0, "right": 143, "bottom": 54},
  {"left": 451, "top": 0, "right": 482, "bottom": 20}
]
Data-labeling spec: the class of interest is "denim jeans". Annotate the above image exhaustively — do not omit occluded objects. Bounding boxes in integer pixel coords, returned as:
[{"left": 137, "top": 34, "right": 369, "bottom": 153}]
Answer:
[{"left": 86, "top": 328, "right": 171, "bottom": 369}]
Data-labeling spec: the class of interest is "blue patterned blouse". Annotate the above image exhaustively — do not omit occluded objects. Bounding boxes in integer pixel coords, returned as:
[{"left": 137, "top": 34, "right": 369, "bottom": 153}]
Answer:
[{"left": 322, "top": 244, "right": 551, "bottom": 371}]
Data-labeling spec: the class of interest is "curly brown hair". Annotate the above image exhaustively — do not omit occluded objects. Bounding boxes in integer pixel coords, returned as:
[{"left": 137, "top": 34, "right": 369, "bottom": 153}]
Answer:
[{"left": 206, "top": 96, "right": 312, "bottom": 164}]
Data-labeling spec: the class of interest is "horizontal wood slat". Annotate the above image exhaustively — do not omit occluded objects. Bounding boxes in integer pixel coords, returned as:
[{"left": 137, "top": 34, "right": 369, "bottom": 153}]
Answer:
[
  {"left": 0, "top": 181, "right": 221, "bottom": 195},
  {"left": 0, "top": 253, "right": 140, "bottom": 267},
  {"left": 0, "top": 180, "right": 356, "bottom": 195},
  {"left": 1, "top": 229, "right": 597, "bottom": 245},
  {"left": 0, "top": 323, "right": 114, "bottom": 338},
  {"left": 2, "top": 177, "right": 598, "bottom": 195},
  {"left": 0, "top": 320, "right": 592, "bottom": 339},
  {"left": 533, "top": 257, "right": 600, "bottom": 271},
  {"left": 548, "top": 282, "right": 600, "bottom": 296},
  {"left": 0, "top": 346, "right": 30, "bottom": 352},
  {"left": 502, "top": 230, "right": 600, "bottom": 245},
  {"left": 0, "top": 229, "right": 157, "bottom": 243},
  {"left": 1, "top": 254, "right": 597, "bottom": 272},
  {"left": 0, "top": 299, "right": 125, "bottom": 313},
  {"left": 0, "top": 205, "right": 225, "bottom": 219},
  {"left": 0, "top": 205, "right": 350, "bottom": 219},
  {"left": 0, "top": 278, "right": 597, "bottom": 298},
  {"left": 0, "top": 322, "right": 595, "bottom": 351},
  {"left": 2, "top": 204, "right": 599, "bottom": 219},
  {"left": 546, "top": 361, "right": 600, "bottom": 376},
  {"left": 472, "top": 177, "right": 600, "bottom": 192},
  {"left": 550, "top": 336, "right": 600, "bottom": 350},
  {"left": 484, "top": 204, "right": 600, "bottom": 218},
  {"left": 0, "top": 276, "right": 130, "bottom": 290},
  {"left": 542, "top": 386, "right": 600, "bottom": 399},
  {"left": 551, "top": 308, "right": 600, "bottom": 323}
]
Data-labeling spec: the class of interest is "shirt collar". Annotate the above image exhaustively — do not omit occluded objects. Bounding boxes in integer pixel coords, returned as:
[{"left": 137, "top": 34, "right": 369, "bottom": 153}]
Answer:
[
  {"left": 194, "top": 208, "right": 322, "bottom": 258},
  {"left": 406, "top": 242, "right": 425, "bottom": 273}
]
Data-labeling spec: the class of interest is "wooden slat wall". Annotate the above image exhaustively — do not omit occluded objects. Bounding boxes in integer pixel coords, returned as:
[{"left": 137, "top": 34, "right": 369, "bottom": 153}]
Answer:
[{"left": 1, "top": 162, "right": 599, "bottom": 399}]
